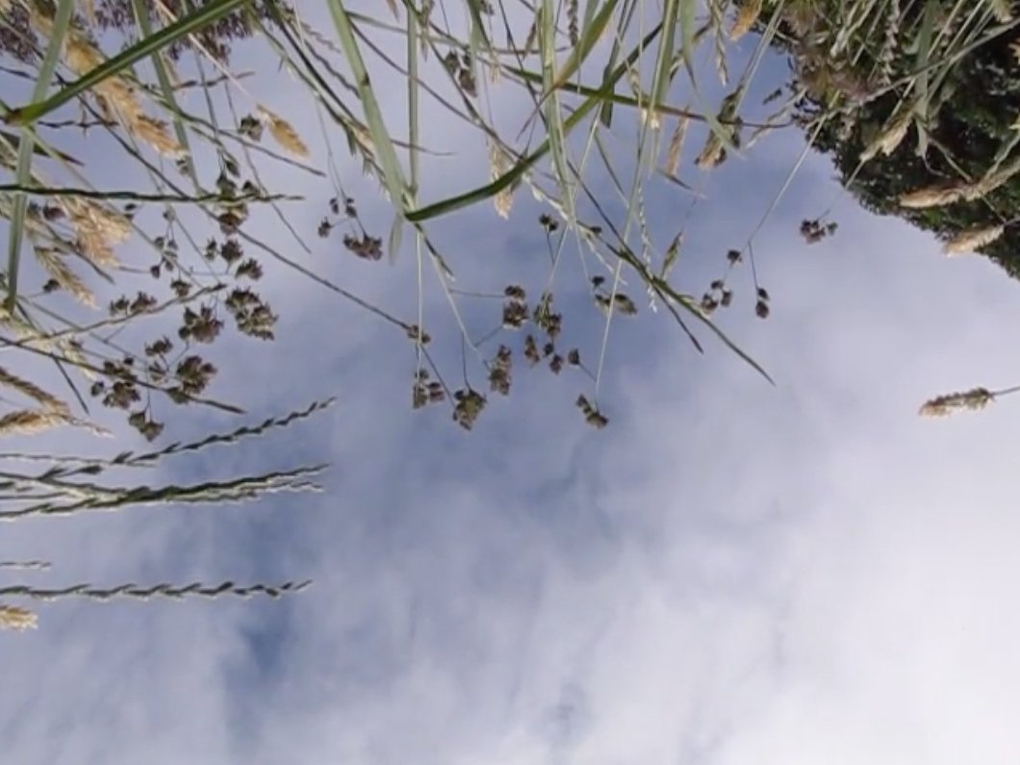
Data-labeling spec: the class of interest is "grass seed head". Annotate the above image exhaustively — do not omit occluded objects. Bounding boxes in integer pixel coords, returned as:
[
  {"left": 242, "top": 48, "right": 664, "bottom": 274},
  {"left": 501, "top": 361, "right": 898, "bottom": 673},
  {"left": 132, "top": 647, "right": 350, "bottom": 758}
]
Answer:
[
  {"left": 258, "top": 107, "right": 309, "bottom": 158},
  {"left": 0, "top": 409, "right": 67, "bottom": 436},
  {"left": 943, "top": 225, "right": 1004, "bottom": 255},
  {"left": 919, "top": 387, "right": 994, "bottom": 417},
  {"left": 729, "top": 0, "right": 762, "bottom": 41},
  {"left": 0, "top": 605, "right": 37, "bottom": 632},
  {"left": 899, "top": 185, "right": 966, "bottom": 209}
]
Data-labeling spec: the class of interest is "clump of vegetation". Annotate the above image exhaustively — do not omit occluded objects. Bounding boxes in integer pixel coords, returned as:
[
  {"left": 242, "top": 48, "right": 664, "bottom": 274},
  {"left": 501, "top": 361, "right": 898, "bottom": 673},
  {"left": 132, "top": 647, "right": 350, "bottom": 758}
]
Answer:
[
  {"left": 767, "top": 0, "right": 1020, "bottom": 273},
  {"left": 2, "top": 0, "right": 789, "bottom": 445}
]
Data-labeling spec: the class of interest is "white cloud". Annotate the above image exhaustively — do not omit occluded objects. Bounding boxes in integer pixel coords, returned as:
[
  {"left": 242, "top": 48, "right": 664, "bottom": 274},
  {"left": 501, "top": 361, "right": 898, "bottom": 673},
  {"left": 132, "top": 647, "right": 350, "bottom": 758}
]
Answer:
[{"left": 6, "top": 11, "right": 1020, "bottom": 765}]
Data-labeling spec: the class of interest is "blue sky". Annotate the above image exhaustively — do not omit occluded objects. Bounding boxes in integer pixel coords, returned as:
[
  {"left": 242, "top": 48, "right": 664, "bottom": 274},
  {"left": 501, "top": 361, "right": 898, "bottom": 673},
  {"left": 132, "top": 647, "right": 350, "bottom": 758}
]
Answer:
[{"left": 5, "top": 4, "right": 1020, "bottom": 764}]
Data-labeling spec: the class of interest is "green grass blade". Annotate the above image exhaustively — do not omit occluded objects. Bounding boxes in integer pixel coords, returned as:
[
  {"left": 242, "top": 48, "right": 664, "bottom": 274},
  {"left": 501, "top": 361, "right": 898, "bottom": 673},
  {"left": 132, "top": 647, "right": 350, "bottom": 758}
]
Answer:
[
  {"left": 597, "top": 0, "right": 639, "bottom": 127},
  {"left": 650, "top": 0, "right": 678, "bottom": 121},
  {"left": 678, "top": 0, "right": 697, "bottom": 80},
  {"left": 528, "top": 0, "right": 621, "bottom": 119},
  {"left": 130, "top": 0, "right": 199, "bottom": 188},
  {"left": 326, "top": 0, "right": 408, "bottom": 222},
  {"left": 5, "top": 0, "right": 248, "bottom": 126},
  {"left": 465, "top": 0, "right": 494, "bottom": 50},
  {"left": 540, "top": 0, "right": 575, "bottom": 221},
  {"left": 672, "top": 292, "right": 774, "bottom": 384},
  {"left": 5, "top": 0, "right": 75, "bottom": 313},
  {"left": 503, "top": 65, "right": 775, "bottom": 128},
  {"left": 676, "top": 0, "right": 736, "bottom": 154}
]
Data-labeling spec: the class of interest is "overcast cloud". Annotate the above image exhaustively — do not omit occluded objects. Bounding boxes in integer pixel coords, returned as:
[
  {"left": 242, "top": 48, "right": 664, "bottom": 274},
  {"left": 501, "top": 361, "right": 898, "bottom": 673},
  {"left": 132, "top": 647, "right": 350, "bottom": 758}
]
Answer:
[{"left": 4, "top": 7, "right": 1020, "bottom": 765}]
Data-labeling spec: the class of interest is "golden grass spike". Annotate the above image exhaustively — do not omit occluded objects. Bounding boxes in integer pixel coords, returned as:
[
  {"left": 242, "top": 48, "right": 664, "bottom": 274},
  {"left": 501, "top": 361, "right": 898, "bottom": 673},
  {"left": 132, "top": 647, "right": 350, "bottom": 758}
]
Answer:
[
  {"left": 488, "top": 141, "right": 514, "bottom": 219},
  {"left": 964, "top": 155, "right": 1020, "bottom": 201},
  {"left": 80, "top": 0, "right": 96, "bottom": 26},
  {"left": 943, "top": 225, "right": 1004, "bottom": 255},
  {"left": 695, "top": 133, "right": 725, "bottom": 169},
  {"left": 34, "top": 246, "right": 96, "bottom": 306},
  {"left": 58, "top": 197, "right": 129, "bottom": 266},
  {"left": 729, "top": 0, "right": 761, "bottom": 41},
  {"left": 0, "top": 604, "right": 37, "bottom": 632},
  {"left": 860, "top": 108, "right": 912, "bottom": 162},
  {"left": 990, "top": 0, "right": 1012, "bottom": 23},
  {"left": 899, "top": 184, "right": 965, "bottom": 208},
  {"left": 665, "top": 116, "right": 689, "bottom": 176},
  {"left": 0, "top": 409, "right": 68, "bottom": 436},
  {"left": 64, "top": 33, "right": 144, "bottom": 123},
  {"left": 0, "top": 366, "right": 68, "bottom": 413},
  {"left": 259, "top": 107, "right": 310, "bottom": 158},
  {"left": 129, "top": 114, "right": 184, "bottom": 157}
]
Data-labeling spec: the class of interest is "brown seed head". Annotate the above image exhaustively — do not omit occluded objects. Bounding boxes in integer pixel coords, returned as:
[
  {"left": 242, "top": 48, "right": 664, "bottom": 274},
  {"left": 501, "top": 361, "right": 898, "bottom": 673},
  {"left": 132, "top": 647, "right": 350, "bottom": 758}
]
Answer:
[{"left": 919, "top": 387, "right": 994, "bottom": 417}]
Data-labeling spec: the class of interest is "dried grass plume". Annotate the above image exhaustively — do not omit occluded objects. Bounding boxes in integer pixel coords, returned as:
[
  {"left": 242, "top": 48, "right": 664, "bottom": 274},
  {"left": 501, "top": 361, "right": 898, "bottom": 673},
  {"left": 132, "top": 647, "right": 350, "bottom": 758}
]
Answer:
[
  {"left": 259, "top": 107, "right": 310, "bottom": 158},
  {"left": 899, "top": 184, "right": 965, "bottom": 209},
  {"left": 729, "top": 0, "right": 762, "bottom": 41},
  {"left": 488, "top": 140, "right": 514, "bottom": 219},
  {"left": 0, "top": 409, "right": 68, "bottom": 436},
  {"left": 0, "top": 604, "right": 37, "bottom": 632},
  {"left": 919, "top": 387, "right": 994, "bottom": 417},
  {"left": 943, "top": 224, "right": 1004, "bottom": 255}
]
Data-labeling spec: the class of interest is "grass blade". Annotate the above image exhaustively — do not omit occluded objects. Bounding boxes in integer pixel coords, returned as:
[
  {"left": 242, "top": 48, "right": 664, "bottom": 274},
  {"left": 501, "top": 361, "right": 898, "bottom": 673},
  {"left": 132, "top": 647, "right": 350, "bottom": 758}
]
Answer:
[
  {"left": 326, "top": 0, "right": 408, "bottom": 224},
  {"left": 650, "top": 0, "right": 679, "bottom": 124},
  {"left": 540, "top": 0, "right": 576, "bottom": 222},
  {"left": 5, "top": 0, "right": 75, "bottom": 313},
  {"left": 527, "top": 0, "right": 621, "bottom": 119},
  {"left": 4, "top": 0, "right": 249, "bottom": 126},
  {"left": 130, "top": 0, "right": 199, "bottom": 188}
]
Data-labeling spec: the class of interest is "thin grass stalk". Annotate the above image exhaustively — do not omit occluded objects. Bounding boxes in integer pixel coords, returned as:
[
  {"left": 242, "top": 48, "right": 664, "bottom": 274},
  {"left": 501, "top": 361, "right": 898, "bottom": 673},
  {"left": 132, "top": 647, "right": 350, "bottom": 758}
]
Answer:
[
  {"left": 407, "top": 0, "right": 426, "bottom": 370},
  {"left": 0, "top": 580, "right": 312, "bottom": 602},
  {"left": 0, "top": 465, "right": 326, "bottom": 522}
]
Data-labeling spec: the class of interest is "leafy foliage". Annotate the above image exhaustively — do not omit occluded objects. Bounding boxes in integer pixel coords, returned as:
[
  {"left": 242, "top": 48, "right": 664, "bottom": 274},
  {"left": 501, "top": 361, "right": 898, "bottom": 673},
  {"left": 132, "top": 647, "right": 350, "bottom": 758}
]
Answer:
[{"left": 775, "top": 0, "right": 1020, "bottom": 275}]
